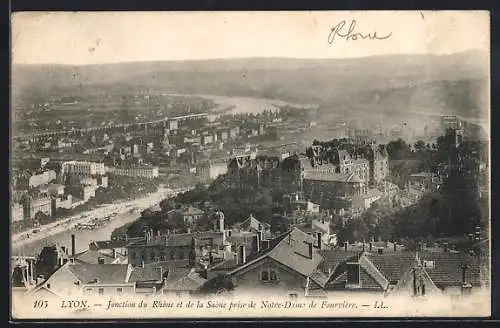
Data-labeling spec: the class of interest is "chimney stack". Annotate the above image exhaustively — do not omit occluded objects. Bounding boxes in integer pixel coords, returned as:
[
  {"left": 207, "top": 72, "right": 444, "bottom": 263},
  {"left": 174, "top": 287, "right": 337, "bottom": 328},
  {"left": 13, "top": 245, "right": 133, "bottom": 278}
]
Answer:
[
  {"left": 238, "top": 245, "right": 246, "bottom": 264},
  {"left": 308, "top": 242, "right": 313, "bottom": 259},
  {"left": 393, "top": 242, "right": 397, "bottom": 252},
  {"left": 112, "top": 248, "right": 116, "bottom": 259},
  {"left": 444, "top": 242, "right": 449, "bottom": 253},
  {"left": 316, "top": 232, "right": 322, "bottom": 250},
  {"left": 254, "top": 234, "right": 261, "bottom": 253},
  {"left": 344, "top": 242, "right": 348, "bottom": 251},
  {"left": 209, "top": 251, "right": 214, "bottom": 264},
  {"left": 369, "top": 242, "right": 373, "bottom": 252},
  {"left": 71, "top": 234, "right": 76, "bottom": 260},
  {"left": 234, "top": 252, "right": 239, "bottom": 265}
]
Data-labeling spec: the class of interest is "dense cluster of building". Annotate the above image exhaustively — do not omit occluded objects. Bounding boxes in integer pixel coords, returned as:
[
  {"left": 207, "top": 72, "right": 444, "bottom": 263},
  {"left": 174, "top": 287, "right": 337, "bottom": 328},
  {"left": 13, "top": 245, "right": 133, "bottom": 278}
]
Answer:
[
  {"left": 225, "top": 141, "right": 392, "bottom": 215},
  {"left": 13, "top": 209, "right": 484, "bottom": 300},
  {"left": 11, "top": 155, "right": 159, "bottom": 223}
]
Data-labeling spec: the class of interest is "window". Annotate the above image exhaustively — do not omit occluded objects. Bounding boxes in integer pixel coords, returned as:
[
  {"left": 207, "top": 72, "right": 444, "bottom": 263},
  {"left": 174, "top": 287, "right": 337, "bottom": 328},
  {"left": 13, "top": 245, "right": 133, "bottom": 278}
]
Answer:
[
  {"left": 116, "top": 288, "right": 123, "bottom": 293},
  {"left": 261, "top": 268, "right": 278, "bottom": 282},
  {"left": 86, "top": 288, "right": 93, "bottom": 292},
  {"left": 98, "top": 288, "right": 104, "bottom": 295},
  {"left": 170, "top": 251, "right": 175, "bottom": 260}
]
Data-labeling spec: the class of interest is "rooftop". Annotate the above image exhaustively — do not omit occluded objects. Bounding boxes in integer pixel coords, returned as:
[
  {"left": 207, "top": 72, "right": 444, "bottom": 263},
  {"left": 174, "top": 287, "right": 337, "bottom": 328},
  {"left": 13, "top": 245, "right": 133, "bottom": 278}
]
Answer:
[
  {"left": 303, "top": 171, "right": 364, "bottom": 183},
  {"left": 68, "top": 264, "right": 129, "bottom": 284}
]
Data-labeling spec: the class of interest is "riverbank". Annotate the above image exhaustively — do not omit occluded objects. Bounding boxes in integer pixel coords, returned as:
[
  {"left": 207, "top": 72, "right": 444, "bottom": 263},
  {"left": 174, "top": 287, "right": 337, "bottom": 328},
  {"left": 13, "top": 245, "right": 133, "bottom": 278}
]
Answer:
[{"left": 11, "top": 186, "right": 181, "bottom": 249}]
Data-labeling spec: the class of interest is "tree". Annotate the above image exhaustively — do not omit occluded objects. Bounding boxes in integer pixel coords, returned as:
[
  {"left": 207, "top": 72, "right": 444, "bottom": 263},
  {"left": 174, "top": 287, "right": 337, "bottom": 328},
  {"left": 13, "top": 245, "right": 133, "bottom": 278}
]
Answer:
[
  {"left": 199, "top": 274, "right": 235, "bottom": 295},
  {"left": 386, "top": 139, "right": 412, "bottom": 160},
  {"left": 413, "top": 140, "right": 427, "bottom": 153}
]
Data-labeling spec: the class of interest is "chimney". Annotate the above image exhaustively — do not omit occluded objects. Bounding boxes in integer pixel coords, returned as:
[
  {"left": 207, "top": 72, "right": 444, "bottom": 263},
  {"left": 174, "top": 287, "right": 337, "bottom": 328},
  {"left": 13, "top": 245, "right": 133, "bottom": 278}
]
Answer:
[
  {"left": 263, "top": 240, "right": 270, "bottom": 250},
  {"left": 316, "top": 232, "right": 322, "bottom": 250},
  {"left": 98, "top": 257, "right": 105, "bottom": 265},
  {"left": 377, "top": 248, "right": 383, "bottom": 255},
  {"left": 112, "top": 248, "right": 116, "bottom": 259},
  {"left": 141, "top": 261, "right": 145, "bottom": 268},
  {"left": 187, "top": 228, "right": 191, "bottom": 234},
  {"left": 308, "top": 242, "right": 313, "bottom": 259},
  {"left": 413, "top": 268, "right": 418, "bottom": 296},
  {"left": 393, "top": 243, "right": 397, "bottom": 252},
  {"left": 238, "top": 245, "right": 246, "bottom": 264},
  {"left": 234, "top": 252, "right": 239, "bottom": 265},
  {"left": 444, "top": 242, "right": 449, "bottom": 253},
  {"left": 157, "top": 230, "right": 161, "bottom": 237},
  {"left": 369, "top": 242, "right": 373, "bottom": 252},
  {"left": 209, "top": 251, "right": 214, "bottom": 264},
  {"left": 461, "top": 265, "right": 473, "bottom": 295},
  {"left": 461, "top": 264, "right": 468, "bottom": 284},
  {"left": 254, "top": 234, "right": 261, "bottom": 253},
  {"left": 344, "top": 242, "right": 348, "bottom": 251},
  {"left": 362, "top": 243, "right": 365, "bottom": 252},
  {"left": 200, "top": 266, "right": 208, "bottom": 279},
  {"left": 71, "top": 234, "right": 76, "bottom": 260}
]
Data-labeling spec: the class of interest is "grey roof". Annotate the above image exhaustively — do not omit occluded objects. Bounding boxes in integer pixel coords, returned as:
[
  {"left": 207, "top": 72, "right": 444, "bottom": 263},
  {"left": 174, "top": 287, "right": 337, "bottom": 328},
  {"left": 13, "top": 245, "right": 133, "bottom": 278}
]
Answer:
[
  {"left": 419, "top": 252, "right": 482, "bottom": 287},
  {"left": 164, "top": 269, "right": 207, "bottom": 291},
  {"left": 68, "top": 264, "right": 129, "bottom": 284},
  {"left": 128, "top": 262, "right": 169, "bottom": 282},
  {"left": 75, "top": 250, "right": 119, "bottom": 265},
  {"left": 303, "top": 171, "right": 364, "bottom": 183},
  {"left": 89, "top": 240, "right": 128, "bottom": 251}
]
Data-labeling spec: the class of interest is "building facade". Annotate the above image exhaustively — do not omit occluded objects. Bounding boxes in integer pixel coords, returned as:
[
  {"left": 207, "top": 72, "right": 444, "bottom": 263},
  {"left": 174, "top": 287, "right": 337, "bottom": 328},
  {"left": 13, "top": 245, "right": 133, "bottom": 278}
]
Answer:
[
  {"left": 61, "top": 161, "right": 105, "bottom": 177},
  {"left": 109, "top": 165, "right": 159, "bottom": 179},
  {"left": 22, "top": 194, "right": 53, "bottom": 220}
]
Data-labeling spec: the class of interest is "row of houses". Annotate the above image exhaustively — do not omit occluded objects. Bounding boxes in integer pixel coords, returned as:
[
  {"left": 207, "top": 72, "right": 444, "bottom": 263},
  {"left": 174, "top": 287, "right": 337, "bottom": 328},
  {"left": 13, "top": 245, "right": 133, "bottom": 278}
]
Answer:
[{"left": 18, "top": 213, "right": 484, "bottom": 299}]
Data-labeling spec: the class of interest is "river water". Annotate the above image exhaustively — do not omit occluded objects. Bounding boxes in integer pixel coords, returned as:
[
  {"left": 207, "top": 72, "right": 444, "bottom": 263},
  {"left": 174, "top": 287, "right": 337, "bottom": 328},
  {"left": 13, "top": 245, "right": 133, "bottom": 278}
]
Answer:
[
  {"left": 162, "top": 93, "right": 318, "bottom": 114},
  {"left": 11, "top": 211, "right": 141, "bottom": 257}
]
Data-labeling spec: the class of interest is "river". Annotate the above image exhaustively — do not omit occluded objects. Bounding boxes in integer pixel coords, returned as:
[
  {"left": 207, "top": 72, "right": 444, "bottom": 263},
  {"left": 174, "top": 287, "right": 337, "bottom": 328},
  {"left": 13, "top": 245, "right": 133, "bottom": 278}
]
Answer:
[
  {"left": 162, "top": 93, "right": 318, "bottom": 114},
  {"left": 11, "top": 187, "right": 186, "bottom": 257},
  {"left": 11, "top": 211, "right": 140, "bottom": 257}
]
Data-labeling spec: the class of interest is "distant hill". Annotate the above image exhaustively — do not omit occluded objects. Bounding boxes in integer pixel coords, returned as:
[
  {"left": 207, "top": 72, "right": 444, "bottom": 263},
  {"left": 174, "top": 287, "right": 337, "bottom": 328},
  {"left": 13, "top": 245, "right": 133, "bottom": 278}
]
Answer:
[{"left": 12, "top": 50, "right": 489, "bottom": 119}]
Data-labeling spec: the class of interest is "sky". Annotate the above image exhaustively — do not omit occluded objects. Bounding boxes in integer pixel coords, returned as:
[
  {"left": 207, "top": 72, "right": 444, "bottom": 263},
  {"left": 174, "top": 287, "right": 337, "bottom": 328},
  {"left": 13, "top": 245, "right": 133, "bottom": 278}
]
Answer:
[{"left": 11, "top": 11, "right": 490, "bottom": 65}]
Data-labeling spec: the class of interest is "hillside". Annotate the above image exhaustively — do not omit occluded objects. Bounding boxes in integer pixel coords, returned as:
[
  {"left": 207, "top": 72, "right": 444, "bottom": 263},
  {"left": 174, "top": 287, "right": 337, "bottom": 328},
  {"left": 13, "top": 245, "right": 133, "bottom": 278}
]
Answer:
[{"left": 12, "top": 50, "right": 489, "bottom": 119}]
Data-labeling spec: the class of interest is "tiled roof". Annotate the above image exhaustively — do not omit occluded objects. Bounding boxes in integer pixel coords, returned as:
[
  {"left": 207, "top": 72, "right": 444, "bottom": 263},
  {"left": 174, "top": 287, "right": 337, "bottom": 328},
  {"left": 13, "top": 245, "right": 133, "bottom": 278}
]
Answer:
[
  {"left": 128, "top": 262, "right": 169, "bottom": 282},
  {"left": 266, "top": 228, "right": 323, "bottom": 277},
  {"left": 366, "top": 252, "right": 417, "bottom": 283},
  {"left": 419, "top": 252, "right": 482, "bottom": 287},
  {"left": 89, "top": 240, "right": 128, "bottom": 251},
  {"left": 235, "top": 215, "right": 271, "bottom": 231},
  {"left": 359, "top": 266, "right": 385, "bottom": 290},
  {"left": 164, "top": 269, "right": 207, "bottom": 291},
  {"left": 242, "top": 231, "right": 292, "bottom": 264},
  {"left": 303, "top": 171, "right": 363, "bottom": 183},
  {"left": 309, "top": 270, "right": 330, "bottom": 287},
  {"left": 75, "top": 250, "right": 119, "bottom": 265},
  {"left": 318, "top": 249, "right": 360, "bottom": 274},
  {"left": 68, "top": 264, "right": 129, "bottom": 284}
]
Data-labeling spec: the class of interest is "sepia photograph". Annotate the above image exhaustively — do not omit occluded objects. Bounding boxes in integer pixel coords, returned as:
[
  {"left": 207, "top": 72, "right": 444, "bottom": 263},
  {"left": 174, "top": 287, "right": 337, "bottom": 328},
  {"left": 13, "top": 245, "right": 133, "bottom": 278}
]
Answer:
[{"left": 10, "top": 11, "right": 491, "bottom": 319}]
